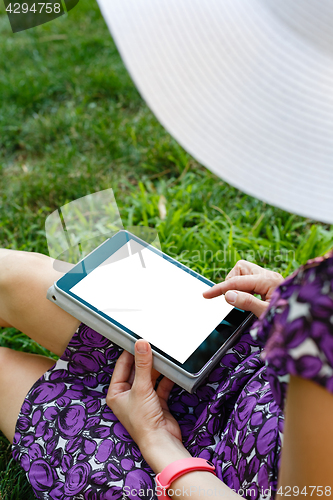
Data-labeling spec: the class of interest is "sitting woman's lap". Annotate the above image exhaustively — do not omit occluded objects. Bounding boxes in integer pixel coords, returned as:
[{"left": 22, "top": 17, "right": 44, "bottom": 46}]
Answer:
[
  {"left": 0, "top": 249, "right": 81, "bottom": 443},
  {"left": 12, "top": 323, "right": 283, "bottom": 500}
]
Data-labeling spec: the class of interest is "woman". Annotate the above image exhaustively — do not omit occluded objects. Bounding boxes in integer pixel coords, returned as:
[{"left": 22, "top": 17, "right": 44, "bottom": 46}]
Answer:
[
  {"left": 3, "top": 0, "right": 333, "bottom": 496},
  {"left": 1, "top": 247, "right": 333, "bottom": 499}
]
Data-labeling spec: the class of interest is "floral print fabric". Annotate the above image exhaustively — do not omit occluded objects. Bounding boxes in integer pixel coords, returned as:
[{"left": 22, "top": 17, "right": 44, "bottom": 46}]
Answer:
[
  {"left": 251, "top": 252, "right": 333, "bottom": 410},
  {"left": 12, "top": 326, "right": 282, "bottom": 500},
  {"left": 12, "top": 253, "right": 333, "bottom": 499}
]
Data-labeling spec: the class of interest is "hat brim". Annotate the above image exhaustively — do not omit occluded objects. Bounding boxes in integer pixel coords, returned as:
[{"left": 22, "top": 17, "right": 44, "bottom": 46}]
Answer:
[{"left": 97, "top": 0, "right": 333, "bottom": 224}]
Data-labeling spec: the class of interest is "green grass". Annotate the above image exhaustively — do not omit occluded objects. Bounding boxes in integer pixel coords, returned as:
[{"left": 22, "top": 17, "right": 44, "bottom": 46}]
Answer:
[{"left": 1, "top": 0, "right": 333, "bottom": 498}]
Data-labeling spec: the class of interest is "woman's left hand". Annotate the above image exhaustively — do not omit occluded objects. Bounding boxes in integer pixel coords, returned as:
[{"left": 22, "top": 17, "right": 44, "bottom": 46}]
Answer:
[{"left": 106, "top": 340, "right": 182, "bottom": 453}]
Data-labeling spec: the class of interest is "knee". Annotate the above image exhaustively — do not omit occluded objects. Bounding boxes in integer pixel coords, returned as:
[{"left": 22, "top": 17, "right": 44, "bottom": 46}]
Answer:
[
  {"left": 0, "top": 251, "right": 51, "bottom": 294},
  {"left": 0, "top": 252, "right": 29, "bottom": 291}
]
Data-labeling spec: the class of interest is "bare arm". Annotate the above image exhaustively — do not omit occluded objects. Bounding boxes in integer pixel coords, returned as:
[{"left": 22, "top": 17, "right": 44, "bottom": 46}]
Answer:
[
  {"left": 107, "top": 340, "right": 245, "bottom": 500},
  {"left": 277, "top": 376, "right": 333, "bottom": 497},
  {"left": 141, "top": 376, "right": 333, "bottom": 499}
]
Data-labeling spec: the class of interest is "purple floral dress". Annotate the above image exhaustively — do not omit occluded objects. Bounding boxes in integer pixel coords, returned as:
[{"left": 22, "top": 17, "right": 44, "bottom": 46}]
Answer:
[{"left": 12, "top": 253, "right": 333, "bottom": 500}]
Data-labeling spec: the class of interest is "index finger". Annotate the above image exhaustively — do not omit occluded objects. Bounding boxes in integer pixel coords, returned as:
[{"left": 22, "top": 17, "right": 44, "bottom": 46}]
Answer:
[
  {"left": 203, "top": 274, "right": 270, "bottom": 299},
  {"left": 225, "top": 260, "right": 265, "bottom": 280}
]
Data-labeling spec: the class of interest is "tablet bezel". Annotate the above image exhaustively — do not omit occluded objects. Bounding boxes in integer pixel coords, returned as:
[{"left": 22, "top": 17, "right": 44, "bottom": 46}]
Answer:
[{"left": 55, "top": 230, "right": 251, "bottom": 374}]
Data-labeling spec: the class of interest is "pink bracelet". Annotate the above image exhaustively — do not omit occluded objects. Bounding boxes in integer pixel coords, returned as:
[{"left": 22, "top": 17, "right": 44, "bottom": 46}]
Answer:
[{"left": 155, "top": 457, "right": 216, "bottom": 498}]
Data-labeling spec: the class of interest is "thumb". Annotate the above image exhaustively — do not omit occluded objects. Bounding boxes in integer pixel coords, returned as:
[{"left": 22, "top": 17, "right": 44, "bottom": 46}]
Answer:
[
  {"left": 225, "top": 290, "right": 268, "bottom": 318},
  {"left": 133, "top": 340, "right": 153, "bottom": 390}
]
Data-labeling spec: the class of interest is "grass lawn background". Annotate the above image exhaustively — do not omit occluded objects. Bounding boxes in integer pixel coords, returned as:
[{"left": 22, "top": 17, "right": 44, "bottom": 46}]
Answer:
[{"left": 1, "top": 0, "right": 333, "bottom": 498}]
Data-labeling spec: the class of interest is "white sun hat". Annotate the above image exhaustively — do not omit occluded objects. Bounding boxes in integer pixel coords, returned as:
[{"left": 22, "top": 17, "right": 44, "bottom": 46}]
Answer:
[{"left": 96, "top": 0, "right": 333, "bottom": 224}]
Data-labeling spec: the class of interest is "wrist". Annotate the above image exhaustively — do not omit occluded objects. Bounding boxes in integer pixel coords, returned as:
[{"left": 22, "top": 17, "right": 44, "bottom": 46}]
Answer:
[{"left": 139, "top": 431, "right": 191, "bottom": 473}]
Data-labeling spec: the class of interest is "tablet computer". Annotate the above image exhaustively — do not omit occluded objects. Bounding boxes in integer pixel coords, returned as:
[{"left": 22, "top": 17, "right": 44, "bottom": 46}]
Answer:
[{"left": 47, "top": 230, "right": 253, "bottom": 392}]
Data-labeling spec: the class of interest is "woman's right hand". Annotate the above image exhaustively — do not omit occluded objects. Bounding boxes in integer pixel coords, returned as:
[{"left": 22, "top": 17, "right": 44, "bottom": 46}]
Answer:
[{"left": 203, "top": 260, "right": 284, "bottom": 317}]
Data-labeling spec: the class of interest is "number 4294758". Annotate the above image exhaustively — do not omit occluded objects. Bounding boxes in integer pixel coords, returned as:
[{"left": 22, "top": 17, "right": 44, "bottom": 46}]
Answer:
[
  {"left": 6, "top": 3, "right": 61, "bottom": 14},
  {"left": 277, "top": 486, "right": 331, "bottom": 496}
]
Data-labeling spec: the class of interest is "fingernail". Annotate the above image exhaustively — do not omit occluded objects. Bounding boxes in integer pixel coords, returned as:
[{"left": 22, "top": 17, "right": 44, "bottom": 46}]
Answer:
[
  {"left": 136, "top": 341, "right": 148, "bottom": 353},
  {"left": 226, "top": 291, "right": 237, "bottom": 304}
]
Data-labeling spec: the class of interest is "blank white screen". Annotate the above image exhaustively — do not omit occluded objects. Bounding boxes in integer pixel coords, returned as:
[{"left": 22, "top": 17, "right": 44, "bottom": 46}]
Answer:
[{"left": 70, "top": 240, "right": 233, "bottom": 363}]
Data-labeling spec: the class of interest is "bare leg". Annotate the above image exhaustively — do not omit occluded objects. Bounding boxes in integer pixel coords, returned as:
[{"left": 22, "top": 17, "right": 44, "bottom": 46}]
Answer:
[
  {"left": 0, "top": 249, "right": 80, "bottom": 356},
  {"left": 0, "top": 347, "right": 55, "bottom": 443}
]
